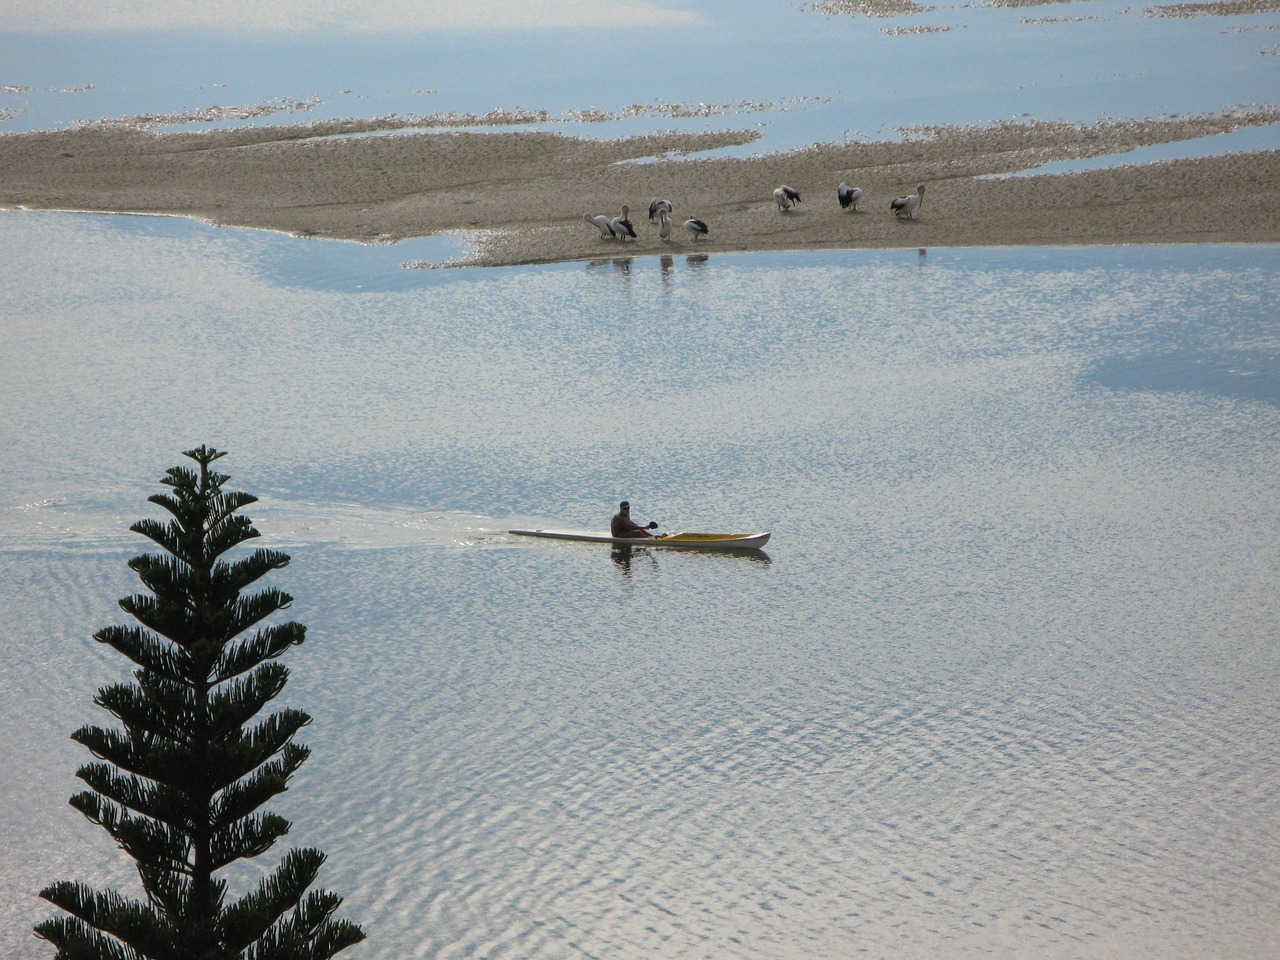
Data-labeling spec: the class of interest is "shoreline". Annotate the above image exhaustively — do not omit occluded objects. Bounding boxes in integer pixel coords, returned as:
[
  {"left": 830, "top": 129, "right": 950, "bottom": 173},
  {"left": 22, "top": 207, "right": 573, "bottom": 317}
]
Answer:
[{"left": 2, "top": 109, "right": 1278, "bottom": 267}]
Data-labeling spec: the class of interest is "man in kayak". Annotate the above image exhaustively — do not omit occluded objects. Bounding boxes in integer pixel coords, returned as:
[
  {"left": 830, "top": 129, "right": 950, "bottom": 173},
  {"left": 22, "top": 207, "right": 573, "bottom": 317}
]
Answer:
[{"left": 611, "top": 501, "right": 660, "bottom": 539}]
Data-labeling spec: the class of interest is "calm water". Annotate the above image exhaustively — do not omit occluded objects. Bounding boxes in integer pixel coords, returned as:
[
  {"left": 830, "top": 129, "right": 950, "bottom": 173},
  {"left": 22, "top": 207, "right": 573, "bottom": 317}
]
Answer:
[
  {"left": 1, "top": 210, "right": 1278, "bottom": 957},
  {"left": 4, "top": 3, "right": 1280, "bottom": 953},
  {"left": 4, "top": 0, "right": 1280, "bottom": 158}
]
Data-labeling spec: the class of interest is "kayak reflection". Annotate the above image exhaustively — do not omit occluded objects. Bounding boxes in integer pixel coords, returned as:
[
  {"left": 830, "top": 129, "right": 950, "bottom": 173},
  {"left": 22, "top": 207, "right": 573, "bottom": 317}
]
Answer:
[{"left": 609, "top": 542, "right": 771, "bottom": 577}]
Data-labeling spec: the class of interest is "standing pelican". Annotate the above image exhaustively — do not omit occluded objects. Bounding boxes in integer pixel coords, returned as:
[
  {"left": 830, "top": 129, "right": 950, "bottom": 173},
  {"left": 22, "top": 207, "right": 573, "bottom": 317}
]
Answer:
[
  {"left": 837, "top": 182, "right": 864, "bottom": 210},
  {"left": 890, "top": 184, "right": 926, "bottom": 219},
  {"left": 658, "top": 209, "right": 673, "bottom": 242},
  {"left": 685, "top": 216, "right": 709, "bottom": 241},
  {"left": 773, "top": 185, "right": 802, "bottom": 212},
  {"left": 611, "top": 204, "right": 638, "bottom": 242},
  {"left": 584, "top": 213, "right": 615, "bottom": 239},
  {"left": 649, "top": 198, "right": 673, "bottom": 222}
]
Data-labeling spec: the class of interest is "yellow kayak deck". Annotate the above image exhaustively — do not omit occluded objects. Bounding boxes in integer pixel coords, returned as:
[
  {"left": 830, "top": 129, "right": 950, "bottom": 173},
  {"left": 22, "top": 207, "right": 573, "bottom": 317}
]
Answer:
[{"left": 509, "top": 529, "right": 771, "bottom": 550}]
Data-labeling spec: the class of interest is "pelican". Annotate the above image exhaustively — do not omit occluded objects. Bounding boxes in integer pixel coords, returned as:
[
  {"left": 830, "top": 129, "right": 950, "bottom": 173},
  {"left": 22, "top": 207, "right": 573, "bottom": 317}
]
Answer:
[
  {"left": 658, "top": 209, "right": 673, "bottom": 242},
  {"left": 611, "top": 204, "right": 638, "bottom": 242},
  {"left": 774, "top": 185, "right": 801, "bottom": 212},
  {"left": 649, "top": 198, "right": 673, "bottom": 222},
  {"left": 837, "top": 182, "right": 864, "bottom": 211},
  {"left": 584, "top": 213, "right": 615, "bottom": 239},
  {"left": 685, "top": 216, "right": 709, "bottom": 240},
  {"left": 890, "top": 184, "right": 926, "bottom": 219}
]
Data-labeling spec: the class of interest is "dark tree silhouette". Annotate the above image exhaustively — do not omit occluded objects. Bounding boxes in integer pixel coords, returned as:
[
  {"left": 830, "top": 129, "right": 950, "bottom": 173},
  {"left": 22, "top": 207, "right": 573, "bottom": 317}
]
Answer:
[{"left": 36, "top": 446, "right": 365, "bottom": 960}]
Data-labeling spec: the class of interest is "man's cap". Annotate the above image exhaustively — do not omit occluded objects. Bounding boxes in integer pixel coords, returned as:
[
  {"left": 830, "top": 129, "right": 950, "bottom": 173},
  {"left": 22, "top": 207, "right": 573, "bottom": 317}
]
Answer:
[{"left": 620, "top": 501, "right": 630, "bottom": 508}]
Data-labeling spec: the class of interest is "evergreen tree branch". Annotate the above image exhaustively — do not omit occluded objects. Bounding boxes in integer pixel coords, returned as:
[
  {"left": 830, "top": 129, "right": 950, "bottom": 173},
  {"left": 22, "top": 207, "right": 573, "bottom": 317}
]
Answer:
[
  {"left": 244, "top": 886, "right": 367, "bottom": 960},
  {"left": 204, "top": 511, "right": 263, "bottom": 563},
  {"left": 90, "top": 680, "right": 196, "bottom": 746},
  {"left": 221, "top": 848, "right": 326, "bottom": 953},
  {"left": 207, "top": 665, "right": 294, "bottom": 740},
  {"left": 38, "top": 880, "right": 173, "bottom": 960},
  {"left": 211, "top": 742, "right": 310, "bottom": 832},
  {"left": 74, "top": 724, "right": 186, "bottom": 782},
  {"left": 93, "top": 625, "right": 184, "bottom": 681},
  {"left": 75, "top": 763, "right": 194, "bottom": 834},
  {"left": 210, "top": 812, "right": 294, "bottom": 870},
  {"left": 33, "top": 914, "right": 140, "bottom": 960},
  {"left": 214, "top": 623, "right": 306, "bottom": 684},
  {"left": 219, "top": 587, "right": 296, "bottom": 641},
  {"left": 130, "top": 517, "right": 195, "bottom": 569},
  {"left": 213, "top": 551, "right": 292, "bottom": 600},
  {"left": 69, "top": 791, "right": 190, "bottom": 876}
]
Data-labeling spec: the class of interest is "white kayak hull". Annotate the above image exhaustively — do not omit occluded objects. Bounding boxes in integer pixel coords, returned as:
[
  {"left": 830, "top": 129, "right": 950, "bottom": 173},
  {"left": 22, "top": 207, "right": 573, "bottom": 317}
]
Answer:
[{"left": 510, "top": 529, "right": 771, "bottom": 551}]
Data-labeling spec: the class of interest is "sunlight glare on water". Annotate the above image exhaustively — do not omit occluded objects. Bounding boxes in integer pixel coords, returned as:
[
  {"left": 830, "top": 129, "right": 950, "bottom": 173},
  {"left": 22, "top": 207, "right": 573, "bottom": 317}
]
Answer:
[
  {"left": 3, "top": 0, "right": 1280, "bottom": 947},
  {"left": 1, "top": 211, "right": 1278, "bottom": 957}
]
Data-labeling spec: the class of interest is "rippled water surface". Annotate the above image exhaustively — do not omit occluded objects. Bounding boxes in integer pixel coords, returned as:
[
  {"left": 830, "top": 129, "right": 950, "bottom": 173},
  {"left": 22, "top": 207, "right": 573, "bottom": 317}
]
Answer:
[
  {"left": 5, "top": 0, "right": 1280, "bottom": 158},
  {"left": 2, "top": 213, "right": 1279, "bottom": 958}
]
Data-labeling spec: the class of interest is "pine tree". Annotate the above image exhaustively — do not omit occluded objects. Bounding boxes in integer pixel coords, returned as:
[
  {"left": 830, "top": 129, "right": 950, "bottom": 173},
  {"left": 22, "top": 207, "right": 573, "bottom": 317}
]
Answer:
[{"left": 36, "top": 446, "right": 366, "bottom": 960}]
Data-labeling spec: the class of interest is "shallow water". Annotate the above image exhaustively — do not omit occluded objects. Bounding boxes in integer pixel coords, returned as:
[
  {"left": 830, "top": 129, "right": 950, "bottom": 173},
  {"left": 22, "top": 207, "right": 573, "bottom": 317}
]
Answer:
[
  {"left": 4, "top": 0, "right": 1279, "bottom": 158},
  {"left": 1, "top": 210, "right": 1278, "bottom": 957},
  {"left": 4, "top": 2, "right": 1279, "bottom": 953}
]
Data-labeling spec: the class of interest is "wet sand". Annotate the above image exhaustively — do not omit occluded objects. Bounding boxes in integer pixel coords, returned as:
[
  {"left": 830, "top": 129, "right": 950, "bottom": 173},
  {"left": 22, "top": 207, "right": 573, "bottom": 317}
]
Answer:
[{"left": 1, "top": 108, "right": 1277, "bottom": 267}]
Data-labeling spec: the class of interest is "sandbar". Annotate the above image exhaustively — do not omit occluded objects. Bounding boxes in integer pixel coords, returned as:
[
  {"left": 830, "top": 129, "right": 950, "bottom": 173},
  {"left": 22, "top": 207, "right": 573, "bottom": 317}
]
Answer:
[{"left": 1, "top": 108, "right": 1278, "bottom": 267}]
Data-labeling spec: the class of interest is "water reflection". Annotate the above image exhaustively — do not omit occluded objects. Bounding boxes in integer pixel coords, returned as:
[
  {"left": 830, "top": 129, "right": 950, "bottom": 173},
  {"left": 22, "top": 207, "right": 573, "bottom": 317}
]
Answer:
[
  {"left": 610, "top": 543, "right": 772, "bottom": 579},
  {"left": 582, "top": 251, "right": 706, "bottom": 287},
  {"left": 3, "top": 213, "right": 1279, "bottom": 960},
  {"left": 6, "top": 3, "right": 1280, "bottom": 166},
  {"left": 11, "top": 210, "right": 467, "bottom": 293},
  {"left": 609, "top": 544, "right": 652, "bottom": 578},
  {"left": 659, "top": 254, "right": 674, "bottom": 289},
  {"left": 585, "top": 256, "right": 635, "bottom": 277}
]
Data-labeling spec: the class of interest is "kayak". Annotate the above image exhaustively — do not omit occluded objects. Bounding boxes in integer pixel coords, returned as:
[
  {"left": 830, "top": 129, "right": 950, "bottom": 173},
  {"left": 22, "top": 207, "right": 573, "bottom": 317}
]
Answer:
[
  {"left": 510, "top": 529, "right": 770, "bottom": 550},
  {"left": 509, "top": 529, "right": 771, "bottom": 551}
]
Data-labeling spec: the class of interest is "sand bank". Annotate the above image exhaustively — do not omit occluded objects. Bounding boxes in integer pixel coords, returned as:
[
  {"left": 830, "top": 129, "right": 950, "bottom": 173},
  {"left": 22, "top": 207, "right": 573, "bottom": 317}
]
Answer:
[{"left": 1, "top": 108, "right": 1278, "bottom": 267}]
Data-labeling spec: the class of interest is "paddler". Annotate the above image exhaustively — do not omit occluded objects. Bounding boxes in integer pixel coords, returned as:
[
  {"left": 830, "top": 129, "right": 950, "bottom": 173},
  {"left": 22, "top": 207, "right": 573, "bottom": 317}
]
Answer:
[{"left": 611, "top": 501, "right": 660, "bottom": 539}]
